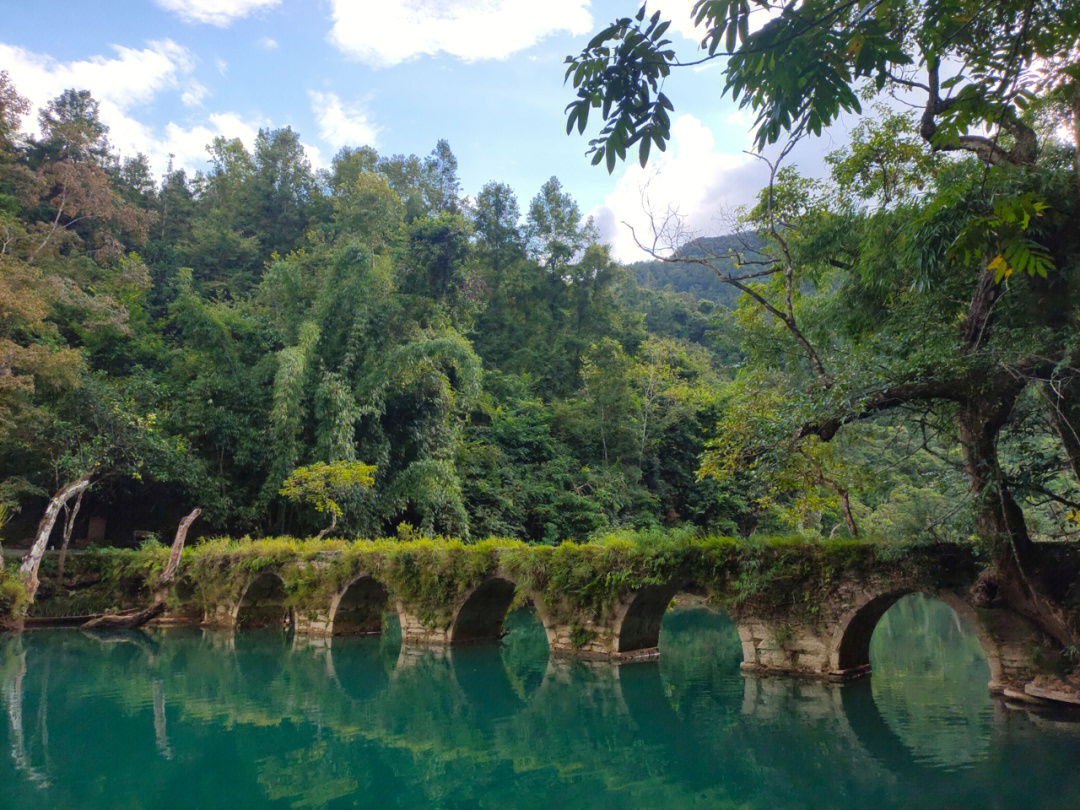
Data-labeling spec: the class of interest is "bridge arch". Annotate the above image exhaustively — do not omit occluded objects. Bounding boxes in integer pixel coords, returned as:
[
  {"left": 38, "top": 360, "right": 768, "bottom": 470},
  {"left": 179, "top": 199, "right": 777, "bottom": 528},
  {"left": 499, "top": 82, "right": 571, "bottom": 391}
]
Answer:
[
  {"left": 612, "top": 583, "right": 683, "bottom": 657},
  {"left": 327, "top": 574, "right": 391, "bottom": 635},
  {"left": 234, "top": 570, "right": 294, "bottom": 630},
  {"left": 448, "top": 575, "right": 555, "bottom": 648},
  {"left": 832, "top": 589, "right": 1003, "bottom": 687}
]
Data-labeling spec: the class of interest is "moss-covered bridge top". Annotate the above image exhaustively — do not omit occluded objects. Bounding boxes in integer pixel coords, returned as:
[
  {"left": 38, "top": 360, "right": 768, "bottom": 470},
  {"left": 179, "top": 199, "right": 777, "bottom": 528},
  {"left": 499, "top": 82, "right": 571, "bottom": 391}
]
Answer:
[{"left": 167, "top": 535, "right": 984, "bottom": 623}]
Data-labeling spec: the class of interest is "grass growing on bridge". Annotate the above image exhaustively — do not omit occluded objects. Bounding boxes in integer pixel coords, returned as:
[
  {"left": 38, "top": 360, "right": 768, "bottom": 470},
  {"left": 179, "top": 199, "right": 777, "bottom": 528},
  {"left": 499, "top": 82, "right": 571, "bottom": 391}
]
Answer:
[{"left": 4, "top": 531, "right": 981, "bottom": 625}]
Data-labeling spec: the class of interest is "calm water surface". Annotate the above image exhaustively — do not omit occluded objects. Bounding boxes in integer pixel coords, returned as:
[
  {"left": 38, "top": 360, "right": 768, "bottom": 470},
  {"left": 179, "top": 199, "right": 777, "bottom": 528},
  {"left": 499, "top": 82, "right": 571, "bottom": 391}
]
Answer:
[{"left": 2, "top": 595, "right": 1079, "bottom": 809}]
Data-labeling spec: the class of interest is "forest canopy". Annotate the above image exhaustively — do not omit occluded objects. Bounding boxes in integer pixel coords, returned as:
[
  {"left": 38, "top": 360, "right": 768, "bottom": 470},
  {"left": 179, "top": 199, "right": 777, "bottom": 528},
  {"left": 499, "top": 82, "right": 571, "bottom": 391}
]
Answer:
[
  {"left": 2, "top": 0, "right": 1079, "bottom": 594},
  {"left": 0, "top": 75, "right": 746, "bottom": 549}
]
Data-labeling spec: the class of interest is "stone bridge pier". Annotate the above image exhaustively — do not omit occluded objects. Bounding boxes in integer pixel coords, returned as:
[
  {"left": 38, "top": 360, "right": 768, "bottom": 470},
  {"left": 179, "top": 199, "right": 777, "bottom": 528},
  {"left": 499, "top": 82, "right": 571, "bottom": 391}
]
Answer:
[
  {"left": 196, "top": 552, "right": 1061, "bottom": 699},
  {"left": 286, "top": 570, "right": 684, "bottom": 662},
  {"left": 733, "top": 585, "right": 1047, "bottom": 693},
  {"left": 396, "top": 577, "right": 684, "bottom": 661}
]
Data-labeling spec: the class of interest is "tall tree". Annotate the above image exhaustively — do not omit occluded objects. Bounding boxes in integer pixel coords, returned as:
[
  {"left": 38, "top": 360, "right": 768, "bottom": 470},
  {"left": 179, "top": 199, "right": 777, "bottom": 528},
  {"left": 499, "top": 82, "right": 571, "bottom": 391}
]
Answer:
[
  {"left": 526, "top": 177, "right": 599, "bottom": 276},
  {"left": 472, "top": 181, "right": 523, "bottom": 273}
]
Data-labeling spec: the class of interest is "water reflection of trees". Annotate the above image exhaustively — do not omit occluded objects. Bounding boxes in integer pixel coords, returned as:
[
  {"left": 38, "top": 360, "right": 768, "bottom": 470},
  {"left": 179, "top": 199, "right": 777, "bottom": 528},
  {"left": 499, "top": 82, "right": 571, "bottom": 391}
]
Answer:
[
  {"left": 869, "top": 593, "right": 993, "bottom": 768},
  {"left": 1, "top": 610, "right": 1079, "bottom": 810}
]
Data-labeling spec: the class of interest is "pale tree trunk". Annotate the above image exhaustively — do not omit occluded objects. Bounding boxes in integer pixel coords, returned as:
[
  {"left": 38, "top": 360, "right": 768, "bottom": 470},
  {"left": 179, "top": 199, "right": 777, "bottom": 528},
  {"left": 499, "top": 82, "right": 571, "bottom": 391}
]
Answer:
[
  {"left": 1, "top": 642, "right": 47, "bottom": 784},
  {"left": 55, "top": 489, "right": 84, "bottom": 585},
  {"left": 315, "top": 510, "right": 336, "bottom": 541},
  {"left": 152, "top": 679, "right": 173, "bottom": 760},
  {"left": 84, "top": 507, "right": 201, "bottom": 629},
  {"left": 19, "top": 475, "right": 92, "bottom": 602},
  {"left": 155, "top": 507, "right": 200, "bottom": 601}
]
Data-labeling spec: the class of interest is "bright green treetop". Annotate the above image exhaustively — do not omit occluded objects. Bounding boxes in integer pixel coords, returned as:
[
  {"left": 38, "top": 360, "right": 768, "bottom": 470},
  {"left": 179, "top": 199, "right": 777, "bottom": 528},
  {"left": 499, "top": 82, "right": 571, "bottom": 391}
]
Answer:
[{"left": 279, "top": 461, "right": 376, "bottom": 539}]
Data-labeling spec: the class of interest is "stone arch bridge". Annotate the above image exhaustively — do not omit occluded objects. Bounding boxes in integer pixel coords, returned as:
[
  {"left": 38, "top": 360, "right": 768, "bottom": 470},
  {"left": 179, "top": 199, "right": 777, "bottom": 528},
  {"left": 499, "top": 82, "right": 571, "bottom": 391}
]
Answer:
[{"left": 187, "top": 541, "right": 1060, "bottom": 696}]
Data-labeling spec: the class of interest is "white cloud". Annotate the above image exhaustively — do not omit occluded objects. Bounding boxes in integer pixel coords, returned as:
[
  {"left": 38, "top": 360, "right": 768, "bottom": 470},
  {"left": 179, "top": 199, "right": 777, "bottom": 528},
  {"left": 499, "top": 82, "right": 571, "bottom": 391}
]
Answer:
[
  {"left": 0, "top": 40, "right": 264, "bottom": 176},
  {"left": 590, "top": 114, "right": 768, "bottom": 262},
  {"left": 0, "top": 39, "right": 195, "bottom": 117},
  {"left": 258, "top": 36, "right": 279, "bottom": 50},
  {"left": 302, "top": 141, "right": 326, "bottom": 170},
  {"left": 646, "top": 0, "right": 705, "bottom": 41},
  {"left": 155, "top": 0, "right": 281, "bottom": 26},
  {"left": 327, "top": 0, "right": 592, "bottom": 66},
  {"left": 309, "top": 90, "right": 379, "bottom": 148},
  {"left": 157, "top": 113, "right": 267, "bottom": 171},
  {"left": 725, "top": 109, "right": 754, "bottom": 128},
  {"left": 181, "top": 80, "right": 209, "bottom": 106}
]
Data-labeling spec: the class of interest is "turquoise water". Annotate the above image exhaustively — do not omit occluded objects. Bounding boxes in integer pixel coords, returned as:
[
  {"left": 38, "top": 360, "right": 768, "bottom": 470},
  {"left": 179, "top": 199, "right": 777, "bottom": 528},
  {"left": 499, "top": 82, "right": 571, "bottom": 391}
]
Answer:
[{"left": 2, "top": 595, "right": 1078, "bottom": 809}]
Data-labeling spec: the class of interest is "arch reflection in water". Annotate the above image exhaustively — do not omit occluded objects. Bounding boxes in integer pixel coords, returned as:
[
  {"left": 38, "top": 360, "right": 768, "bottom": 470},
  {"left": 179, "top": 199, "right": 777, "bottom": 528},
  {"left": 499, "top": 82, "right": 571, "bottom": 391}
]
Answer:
[
  {"left": 867, "top": 592, "right": 994, "bottom": 769},
  {"left": 449, "top": 607, "right": 549, "bottom": 719},
  {"left": 2, "top": 608, "right": 1080, "bottom": 810}
]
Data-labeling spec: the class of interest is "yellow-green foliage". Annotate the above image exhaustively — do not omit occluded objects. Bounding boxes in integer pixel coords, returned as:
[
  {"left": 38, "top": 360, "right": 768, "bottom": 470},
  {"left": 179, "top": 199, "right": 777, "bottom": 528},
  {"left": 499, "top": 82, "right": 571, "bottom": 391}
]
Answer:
[
  {"left": 0, "top": 569, "right": 28, "bottom": 618},
  {"left": 279, "top": 461, "right": 376, "bottom": 517}
]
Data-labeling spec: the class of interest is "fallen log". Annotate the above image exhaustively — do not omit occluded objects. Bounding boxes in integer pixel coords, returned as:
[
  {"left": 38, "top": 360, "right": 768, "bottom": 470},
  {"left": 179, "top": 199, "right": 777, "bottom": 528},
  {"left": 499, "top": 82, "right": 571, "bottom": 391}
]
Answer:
[{"left": 82, "top": 601, "right": 167, "bottom": 629}]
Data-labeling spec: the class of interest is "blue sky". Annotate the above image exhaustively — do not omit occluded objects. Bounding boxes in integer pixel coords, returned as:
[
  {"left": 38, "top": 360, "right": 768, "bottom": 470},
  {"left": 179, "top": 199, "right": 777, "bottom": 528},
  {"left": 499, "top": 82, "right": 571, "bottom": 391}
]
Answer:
[{"left": 0, "top": 0, "right": 836, "bottom": 260}]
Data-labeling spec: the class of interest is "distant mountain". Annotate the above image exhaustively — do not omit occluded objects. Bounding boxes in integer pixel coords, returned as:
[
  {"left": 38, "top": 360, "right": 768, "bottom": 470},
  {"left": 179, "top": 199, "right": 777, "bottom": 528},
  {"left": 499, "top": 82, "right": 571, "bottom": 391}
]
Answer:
[{"left": 628, "top": 232, "right": 765, "bottom": 309}]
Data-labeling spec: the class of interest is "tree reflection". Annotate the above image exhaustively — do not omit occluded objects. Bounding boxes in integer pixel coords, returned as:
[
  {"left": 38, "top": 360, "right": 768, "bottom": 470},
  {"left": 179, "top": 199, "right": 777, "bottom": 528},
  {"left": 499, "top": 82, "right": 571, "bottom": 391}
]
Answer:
[{"left": 1, "top": 608, "right": 1078, "bottom": 810}]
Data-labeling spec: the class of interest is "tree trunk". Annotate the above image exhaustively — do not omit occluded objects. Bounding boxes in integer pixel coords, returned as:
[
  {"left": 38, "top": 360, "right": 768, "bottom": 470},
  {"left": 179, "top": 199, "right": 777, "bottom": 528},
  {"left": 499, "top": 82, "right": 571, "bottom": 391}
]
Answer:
[
  {"left": 55, "top": 489, "right": 84, "bottom": 585},
  {"left": 839, "top": 489, "right": 858, "bottom": 539},
  {"left": 959, "top": 394, "right": 1079, "bottom": 649},
  {"left": 19, "top": 475, "right": 92, "bottom": 602},
  {"left": 82, "top": 602, "right": 168, "bottom": 629},
  {"left": 315, "top": 510, "right": 336, "bottom": 541},
  {"left": 156, "top": 507, "right": 200, "bottom": 598},
  {"left": 1071, "top": 78, "right": 1080, "bottom": 200},
  {"left": 83, "top": 508, "right": 201, "bottom": 630}
]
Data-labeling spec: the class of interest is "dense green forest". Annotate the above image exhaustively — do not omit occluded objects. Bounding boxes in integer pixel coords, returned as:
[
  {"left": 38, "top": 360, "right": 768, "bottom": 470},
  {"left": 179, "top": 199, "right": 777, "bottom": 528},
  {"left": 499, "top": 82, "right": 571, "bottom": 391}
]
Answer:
[
  {"left": 562, "top": 0, "right": 1080, "bottom": 652},
  {"left": 2, "top": 0, "right": 1080, "bottom": 607},
  {"left": 0, "top": 72, "right": 747, "bottom": 548},
  {"left": 2, "top": 39, "right": 1079, "bottom": 566}
]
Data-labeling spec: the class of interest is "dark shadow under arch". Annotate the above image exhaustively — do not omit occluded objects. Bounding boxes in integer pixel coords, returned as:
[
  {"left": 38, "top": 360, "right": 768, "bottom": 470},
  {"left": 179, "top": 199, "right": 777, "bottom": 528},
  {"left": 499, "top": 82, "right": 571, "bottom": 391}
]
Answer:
[
  {"left": 236, "top": 571, "right": 293, "bottom": 630},
  {"left": 450, "top": 577, "right": 518, "bottom": 644},
  {"left": 332, "top": 576, "right": 390, "bottom": 635},
  {"left": 616, "top": 584, "right": 681, "bottom": 654},
  {"left": 836, "top": 590, "right": 916, "bottom": 673}
]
